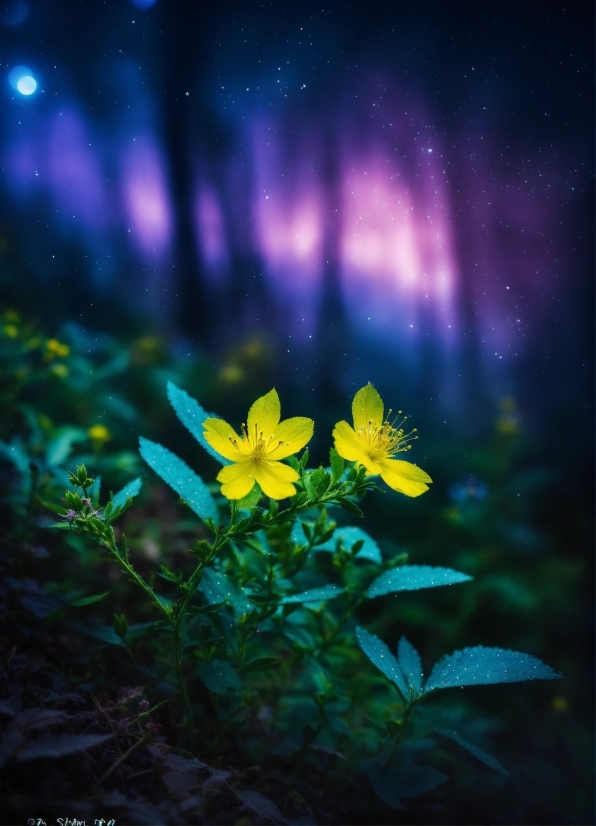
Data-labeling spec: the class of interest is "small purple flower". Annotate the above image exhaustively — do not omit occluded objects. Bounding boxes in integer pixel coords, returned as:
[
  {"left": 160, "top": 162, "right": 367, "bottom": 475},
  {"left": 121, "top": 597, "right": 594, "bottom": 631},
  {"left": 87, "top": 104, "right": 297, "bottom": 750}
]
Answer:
[
  {"left": 145, "top": 719, "right": 160, "bottom": 732},
  {"left": 65, "top": 509, "right": 80, "bottom": 522},
  {"left": 138, "top": 699, "right": 150, "bottom": 712}
]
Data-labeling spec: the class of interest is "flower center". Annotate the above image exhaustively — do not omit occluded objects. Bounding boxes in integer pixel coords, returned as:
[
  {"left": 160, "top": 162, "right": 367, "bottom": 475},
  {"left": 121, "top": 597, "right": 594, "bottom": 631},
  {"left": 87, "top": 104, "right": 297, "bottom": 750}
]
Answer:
[
  {"left": 228, "top": 422, "right": 284, "bottom": 465},
  {"left": 358, "top": 411, "right": 417, "bottom": 461}
]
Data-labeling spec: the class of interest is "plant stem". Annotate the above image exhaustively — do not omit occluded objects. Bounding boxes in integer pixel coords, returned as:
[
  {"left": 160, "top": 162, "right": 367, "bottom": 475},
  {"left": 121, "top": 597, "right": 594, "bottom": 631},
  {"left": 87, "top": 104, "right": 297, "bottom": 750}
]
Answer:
[
  {"left": 173, "top": 613, "right": 195, "bottom": 751},
  {"left": 94, "top": 733, "right": 150, "bottom": 790}
]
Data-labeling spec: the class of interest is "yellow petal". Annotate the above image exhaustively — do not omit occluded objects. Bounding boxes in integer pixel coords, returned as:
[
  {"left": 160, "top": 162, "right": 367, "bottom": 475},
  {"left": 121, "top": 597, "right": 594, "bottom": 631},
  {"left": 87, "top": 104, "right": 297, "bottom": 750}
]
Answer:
[
  {"left": 333, "top": 420, "right": 366, "bottom": 461},
  {"left": 352, "top": 383, "right": 384, "bottom": 431},
  {"left": 246, "top": 388, "right": 280, "bottom": 440},
  {"left": 378, "top": 459, "right": 432, "bottom": 498},
  {"left": 253, "top": 460, "right": 299, "bottom": 500},
  {"left": 216, "top": 462, "right": 256, "bottom": 499},
  {"left": 203, "top": 418, "right": 250, "bottom": 462},
  {"left": 267, "top": 416, "right": 314, "bottom": 459},
  {"left": 356, "top": 454, "right": 383, "bottom": 475}
]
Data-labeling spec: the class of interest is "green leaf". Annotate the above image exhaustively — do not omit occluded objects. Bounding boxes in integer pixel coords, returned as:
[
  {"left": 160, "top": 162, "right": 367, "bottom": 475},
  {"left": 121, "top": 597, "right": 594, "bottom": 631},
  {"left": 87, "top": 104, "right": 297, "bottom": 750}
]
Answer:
[
  {"left": 397, "top": 637, "right": 424, "bottom": 697},
  {"left": 111, "top": 476, "right": 142, "bottom": 511},
  {"left": 361, "top": 759, "right": 447, "bottom": 809},
  {"left": 70, "top": 592, "right": 110, "bottom": 607},
  {"left": 307, "top": 467, "right": 331, "bottom": 495},
  {"left": 139, "top": 437, "right": 218, "bottom": 522},
  {"left": 281, "top": 584, "right": 344, "bottom": 605},
  {"left": 367, "top": 565, "right": 472, "bottom": 598},
  {"left": 196, "top": 660, "right": 241, "bottom": 693},
  {"left": 336, "top": 497, "right": 363, "bottom": 518},
  {"left": 424, "top": 646, "right": 562, "bottom": 692},
  {"left": 329, "top": 447, "right": 345, "bottom": 483},
  {"left": 300, "top": 521, "right": 312, "bottom": 541},
  {"left": 198, "top": 567, "right": 251, "bottom": 616},
  {"left": 90, "top": 626, "right": 124, "bottom": 646},
  {"left": 317, "top": 526, "right": 382, "bottom": 563},
  {"left": 237, "top": 485, "right": 262, "bottom": 511},
  {"left": 167, "top": 381, "right": 230, "bottom": 465},
  {"left": 434, "top": 728, "right": 509, "bottom": 776},
  {"left": 242, "top": 656, "right": 279, "bottom": 673},
  {"left": 355, "top": 626, "right": 410, "bottom": 701},
  {"left": 87, "top": 475, "right": 101, "bottom": 505},
  {"left": 45, "top": 427, "right": 87, "bottom": 466}
]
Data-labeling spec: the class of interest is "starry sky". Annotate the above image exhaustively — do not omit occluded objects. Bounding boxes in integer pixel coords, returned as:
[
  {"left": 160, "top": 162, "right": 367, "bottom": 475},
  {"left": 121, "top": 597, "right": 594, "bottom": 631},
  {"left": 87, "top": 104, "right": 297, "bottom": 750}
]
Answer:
[{"left": 0, "top": 0, "right": 593, "bottom": 435}]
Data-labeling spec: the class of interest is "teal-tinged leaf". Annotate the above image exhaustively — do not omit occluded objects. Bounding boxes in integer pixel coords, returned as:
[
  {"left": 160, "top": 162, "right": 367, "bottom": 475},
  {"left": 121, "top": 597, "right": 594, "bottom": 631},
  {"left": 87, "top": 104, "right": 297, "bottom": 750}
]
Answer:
[
  {"left": 434, "top": 728, "right": 509, "bottom": 776},
  {"left": 45, "top": 426, "right": 87, "bottom": 466},
  {"left": 111, "top": 476, "right": 142, "bottom": 511},
  {"left": 398, "top": 637, "right": 424, "bottom": 696},
  {"left": 355, "top": 626, "right": 409, "bottom": 701},
  {"left": 0, "top": 439, "right": 31, "bottom": 492},
  {"left": 317, "top": 526, "right": 382, "bottom": 563},
  {"left": 290, "top": 520, "right": 309, "bottom": 545},
  {"left": 198, "top": 567, "right": 251, "bottom": 616},
  {"left": 196, "top": 660, "right": 241, "bottom": 693},
  {"left": 167, "top": 381, "right": 230, "bottom": 465},
  {"left": 281, "top": 584, "right": 344, "bottom": 604},
  {"left": 367, "top": 565, "right": 472, "bottom": 598},
  {"left": 70, "top": 592, "right": 110, "bottom": 607},
  {"left": 424, "top": 646, "right": 562, "bottom": 693},
  {"left": 90, "top": 626, "right": 124, "bottom": 646},
  {"left": 361, "top": 760, "right": 447, "bottom": 809},
  {"left": 139, "top": 437, "right": 218, "bottom": 522},
  {"left": 87, "top": 475, "right": 101, "bottom": 505}
]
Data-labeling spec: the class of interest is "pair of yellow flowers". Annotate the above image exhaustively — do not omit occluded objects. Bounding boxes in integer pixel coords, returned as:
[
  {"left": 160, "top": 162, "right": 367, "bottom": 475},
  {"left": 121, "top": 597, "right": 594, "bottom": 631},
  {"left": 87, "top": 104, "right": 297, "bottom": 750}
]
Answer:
[{"left": 203, "top": 383, "right": 432, "bottom": 501}]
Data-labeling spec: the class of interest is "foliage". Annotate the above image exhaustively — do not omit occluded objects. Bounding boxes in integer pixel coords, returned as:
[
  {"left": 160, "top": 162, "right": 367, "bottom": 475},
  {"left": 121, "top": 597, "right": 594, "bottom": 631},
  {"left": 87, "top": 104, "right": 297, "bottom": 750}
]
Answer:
[{"left": 0, "top": 311, "right": 591, "bottom": 825}]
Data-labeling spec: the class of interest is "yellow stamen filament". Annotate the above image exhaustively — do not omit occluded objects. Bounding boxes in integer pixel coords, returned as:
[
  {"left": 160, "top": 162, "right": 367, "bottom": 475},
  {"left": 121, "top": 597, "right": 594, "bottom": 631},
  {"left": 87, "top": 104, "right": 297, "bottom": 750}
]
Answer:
[
  {"left": 227, "top": 421, "right": 284, "bottom": 464},
  {"left": 357, "top": 413, "right": 418, "bottom": 461}
]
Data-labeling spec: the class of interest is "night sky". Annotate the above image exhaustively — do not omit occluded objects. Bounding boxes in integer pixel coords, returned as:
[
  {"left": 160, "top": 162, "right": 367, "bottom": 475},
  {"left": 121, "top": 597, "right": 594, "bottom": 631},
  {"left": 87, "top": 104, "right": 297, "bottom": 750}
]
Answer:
[{"left": 0, "top": 0, "right": 593, "bottom": 438}]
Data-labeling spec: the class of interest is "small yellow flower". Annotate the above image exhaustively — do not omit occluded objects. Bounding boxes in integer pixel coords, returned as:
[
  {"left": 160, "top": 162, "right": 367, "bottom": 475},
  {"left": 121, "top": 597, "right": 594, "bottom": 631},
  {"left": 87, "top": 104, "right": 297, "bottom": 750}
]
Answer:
[
  {"left": 333, "top": 383, "right": 432, "bottom": 498},
  {"left": 88, "top": 424, "right": 111, "bottom": 443},
  {"left": 3, "top": 324, "right": 18, "bottom": 339},
  {"left": 46, "top": 338, "right": 70, "bottom": 358},
  {"left": 551, "top": 696, "right": 569, "bottom": 713},
  {"left": 50, "top": 364, "right": 69, "bottom": 379},
  {"left": 203, "top": 388, "right": 313, "bottom": 500},
  {"left": 3, "top": 310, "right": 21, "bottom": 323}
]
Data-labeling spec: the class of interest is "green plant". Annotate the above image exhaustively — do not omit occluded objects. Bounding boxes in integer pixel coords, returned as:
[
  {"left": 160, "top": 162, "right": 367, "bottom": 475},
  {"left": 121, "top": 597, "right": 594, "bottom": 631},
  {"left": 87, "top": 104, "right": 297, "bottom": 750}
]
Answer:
[{"left": 55, "top": 381, "right": 562, "bottom": 810}]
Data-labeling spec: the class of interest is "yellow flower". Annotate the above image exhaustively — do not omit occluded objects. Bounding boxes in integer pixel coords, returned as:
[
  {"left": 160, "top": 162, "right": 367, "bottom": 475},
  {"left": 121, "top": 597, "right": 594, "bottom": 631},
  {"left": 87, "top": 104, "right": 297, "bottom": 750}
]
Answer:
[
  {"left": 88, "top": 424, "right": 111, "bottom": 443},
  {"left": 203, "top": 388, "right": 314, "bottom": 500},
  {"left": 50, "top": 364, "right": 69, "bottom": 379},
  {"left": 46, "top": 338, "right": 70, "bottom": 358},
  {"left": 2, "top": 324, "right": 18, "bottom": 339},
  {"left": 333, "top": 383, "right": 432, "bottom": 498}
]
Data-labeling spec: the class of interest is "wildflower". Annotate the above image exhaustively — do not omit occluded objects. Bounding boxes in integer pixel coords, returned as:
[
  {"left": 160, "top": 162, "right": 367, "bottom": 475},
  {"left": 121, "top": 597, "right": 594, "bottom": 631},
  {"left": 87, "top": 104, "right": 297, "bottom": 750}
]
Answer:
[
  {"left": 50, "top": 363, "right": 69, "bottom": 379},
  {"left": 88, "top": 424, "right": 111, "bottom": 443},
  {"left": 138, "top": 699, "right": 150, "bottom": 712},
  {"left": 203, "top": 388, "right": 314, "bottom": 500},
  {"left": 65, "top": 509, "right": 80, "bottom": 522},
  {"left": 3, "top": 324, "right": 18, "bottom": 338},
  {"left": 46, "top": 338, "right": 70, "bottom": 358},
  {"left": 333, "top": 383, "right": 432, "bottom": 497}
]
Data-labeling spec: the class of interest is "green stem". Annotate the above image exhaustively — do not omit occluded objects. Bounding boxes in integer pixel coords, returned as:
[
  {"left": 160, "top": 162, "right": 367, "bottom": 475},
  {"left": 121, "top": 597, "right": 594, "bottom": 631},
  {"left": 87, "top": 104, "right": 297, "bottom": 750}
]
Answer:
[
  {"left": 173, "top": 613, "right": 195, "bottom": 751},
  {"left": 94, "top": 732, "right": 150, "bottom": 790},
  {"left": 383, "top": 702, "right": 413, "bottom": 768}
]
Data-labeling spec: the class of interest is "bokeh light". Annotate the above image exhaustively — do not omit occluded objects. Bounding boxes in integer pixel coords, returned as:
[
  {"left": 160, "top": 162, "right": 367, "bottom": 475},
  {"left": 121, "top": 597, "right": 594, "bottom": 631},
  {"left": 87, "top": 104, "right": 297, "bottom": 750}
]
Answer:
[
  {"left": 8, "top": 65, "right": 37, "bottom": 95},
  {"left": 0, "top": 0, "right": 29, "bottom": 26}
]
